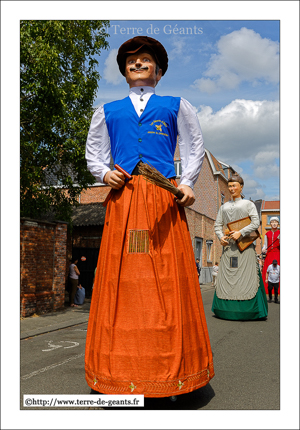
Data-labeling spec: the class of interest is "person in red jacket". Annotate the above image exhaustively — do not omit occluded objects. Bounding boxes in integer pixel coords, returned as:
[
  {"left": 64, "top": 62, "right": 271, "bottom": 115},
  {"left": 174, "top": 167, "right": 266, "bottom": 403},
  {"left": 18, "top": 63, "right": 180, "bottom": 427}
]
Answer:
[{"left": 262, "top": 217, "right": 280, "bottom": 295}]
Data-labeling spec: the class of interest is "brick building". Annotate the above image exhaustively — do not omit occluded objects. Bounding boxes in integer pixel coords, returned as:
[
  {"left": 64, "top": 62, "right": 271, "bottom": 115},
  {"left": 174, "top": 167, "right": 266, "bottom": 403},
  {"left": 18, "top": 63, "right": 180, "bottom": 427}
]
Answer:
[
  {"left": 69, "top": 148, "right": 238, "bottom": 290},
  {"left": 20, "top": 218, "right": 68, "bottom": 317}
]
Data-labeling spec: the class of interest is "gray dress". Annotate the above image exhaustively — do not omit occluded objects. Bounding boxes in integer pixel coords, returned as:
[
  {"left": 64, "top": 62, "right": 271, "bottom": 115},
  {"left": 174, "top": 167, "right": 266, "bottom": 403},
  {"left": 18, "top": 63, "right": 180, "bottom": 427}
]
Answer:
[{"left": 214, "top": 198, "right": 260, "bottom": 300}]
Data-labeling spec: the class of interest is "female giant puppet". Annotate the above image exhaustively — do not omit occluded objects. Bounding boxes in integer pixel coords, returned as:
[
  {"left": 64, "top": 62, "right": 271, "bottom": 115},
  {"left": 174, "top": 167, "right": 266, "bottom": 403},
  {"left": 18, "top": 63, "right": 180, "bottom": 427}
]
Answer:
[
  {"left": 85, "top": 36, "right": 214, "bottom": 398},
  {"left": 262, "top": 217, "right": 280, "bottom": 295},
  {"left": 211, "top": 175, "right": 268, "bottom": 321}
]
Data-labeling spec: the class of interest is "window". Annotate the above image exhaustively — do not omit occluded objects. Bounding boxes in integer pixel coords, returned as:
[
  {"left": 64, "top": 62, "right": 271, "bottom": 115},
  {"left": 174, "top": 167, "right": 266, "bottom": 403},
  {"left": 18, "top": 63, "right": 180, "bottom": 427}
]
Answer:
[
  {"left": 174, "top": 160, "right": 182, "bottom": 178},
  {"left": 221, "top": 193, "right": 225, "bottom": 205},
  {"left": 206, "top": 240, "right": 213, "bottom": 262}
]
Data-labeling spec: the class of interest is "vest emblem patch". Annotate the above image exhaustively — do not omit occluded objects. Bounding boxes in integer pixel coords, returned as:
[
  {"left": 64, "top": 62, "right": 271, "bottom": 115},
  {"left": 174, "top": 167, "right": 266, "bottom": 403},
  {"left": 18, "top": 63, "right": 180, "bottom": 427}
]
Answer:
[{"left": 148, "top": 120, "right": 169, "bottom": 137}]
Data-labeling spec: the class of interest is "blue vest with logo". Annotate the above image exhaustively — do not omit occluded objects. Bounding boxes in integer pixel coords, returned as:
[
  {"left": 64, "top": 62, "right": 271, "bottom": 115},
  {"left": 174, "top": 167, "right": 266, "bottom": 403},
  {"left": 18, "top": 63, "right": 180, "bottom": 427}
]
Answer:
[{"left": 103, "top": 95, "right": 181, "bottom": 178}]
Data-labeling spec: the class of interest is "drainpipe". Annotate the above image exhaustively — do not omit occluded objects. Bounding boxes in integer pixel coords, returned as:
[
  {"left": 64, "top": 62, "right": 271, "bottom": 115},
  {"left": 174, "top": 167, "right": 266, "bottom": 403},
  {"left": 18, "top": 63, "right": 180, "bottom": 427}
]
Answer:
[
  {"left": 52, "top": 224, "right": 57, "bottom": 312},
  {"left": 216, "top": 175, "right": 219, "bottom": 213}
]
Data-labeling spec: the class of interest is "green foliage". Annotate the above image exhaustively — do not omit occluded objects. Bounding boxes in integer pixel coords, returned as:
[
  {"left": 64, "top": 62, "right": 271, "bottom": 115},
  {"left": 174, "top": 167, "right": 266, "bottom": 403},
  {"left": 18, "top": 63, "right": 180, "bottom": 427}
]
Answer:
[{"left": 20, "top": 20, "right": 110, "bottom": 223}]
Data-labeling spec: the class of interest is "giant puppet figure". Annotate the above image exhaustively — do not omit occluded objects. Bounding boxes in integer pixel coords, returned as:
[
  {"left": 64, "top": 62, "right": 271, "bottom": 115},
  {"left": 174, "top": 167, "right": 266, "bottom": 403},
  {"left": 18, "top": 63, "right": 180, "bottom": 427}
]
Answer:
[
  {"left": 211, "top": 174, "right": 268, "bottom": 321},
  {"left": 85, "top": 36, "right": 214, "bottom": 398},
  {"left": 262, "top": 217, "right": 280, "bottom": 295}
]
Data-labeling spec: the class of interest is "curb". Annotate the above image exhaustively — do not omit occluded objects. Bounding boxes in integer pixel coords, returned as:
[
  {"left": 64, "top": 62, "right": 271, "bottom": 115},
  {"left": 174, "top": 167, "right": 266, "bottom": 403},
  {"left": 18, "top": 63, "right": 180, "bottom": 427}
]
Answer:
[
  {"left": 200, "top": 284, "right": 215, "bottom": 292},
  {"left": 20, "top": 316, "right": 89, "bottom": 340}
]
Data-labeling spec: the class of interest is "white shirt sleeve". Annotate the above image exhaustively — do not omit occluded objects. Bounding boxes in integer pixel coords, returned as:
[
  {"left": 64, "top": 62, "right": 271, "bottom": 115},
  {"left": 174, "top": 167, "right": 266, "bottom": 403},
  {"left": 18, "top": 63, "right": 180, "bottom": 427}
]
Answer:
[
  {"left": 262, "top": 235, "right": 268, "bottom": 252},
  {"left": 85, "top": 106, "right": 111, "bottom": 184},
  {"left": 214, "top": 206, "right": 224, "bottom": 241},
  {"left": 177, "top": 98, "right": 205, "bottom": 189},
  {"left": 239, "top": 201, "right": 260, "bottom": 237}
]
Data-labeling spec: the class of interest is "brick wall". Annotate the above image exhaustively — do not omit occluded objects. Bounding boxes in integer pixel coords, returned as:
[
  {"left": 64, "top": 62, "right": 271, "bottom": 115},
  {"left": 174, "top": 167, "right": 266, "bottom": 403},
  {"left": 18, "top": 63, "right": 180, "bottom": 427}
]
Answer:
[
  {"left": 80, "top": 185, "right": 110, "bottom": 204},
  {"left": 191, "top": 156, "right": 218, "bottom": 219},
  {"left": 20, "top": 219, "right": 68, "bottom": 317},
  {"left": 185, "top": 208, "right": 223, "bottom": 268},
  {"left": 218, "top": 176, "right": 232, "bottom": 205}
]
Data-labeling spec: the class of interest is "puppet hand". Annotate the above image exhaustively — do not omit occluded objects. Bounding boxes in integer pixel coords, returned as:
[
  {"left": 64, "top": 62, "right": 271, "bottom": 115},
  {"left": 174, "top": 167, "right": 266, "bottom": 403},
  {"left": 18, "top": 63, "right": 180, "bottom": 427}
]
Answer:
[
  {"left": 104, "top": 170, "right": 125, "bottom": 189},
  {"left": 220, "top": 236, "right": 229, "bottom": 246},
  {"left": 176, "top": 185, "right": 195, "bottom": 207},
  {"left": 229, "top": 230, "right": 242, "bottom": 241}
]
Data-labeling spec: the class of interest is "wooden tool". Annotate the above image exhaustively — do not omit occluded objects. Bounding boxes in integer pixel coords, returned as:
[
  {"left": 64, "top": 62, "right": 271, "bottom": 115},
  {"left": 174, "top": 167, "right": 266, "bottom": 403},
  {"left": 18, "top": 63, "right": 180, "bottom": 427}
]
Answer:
[{"left": 114, "top": 164, "right": 132, "bottom": 179}]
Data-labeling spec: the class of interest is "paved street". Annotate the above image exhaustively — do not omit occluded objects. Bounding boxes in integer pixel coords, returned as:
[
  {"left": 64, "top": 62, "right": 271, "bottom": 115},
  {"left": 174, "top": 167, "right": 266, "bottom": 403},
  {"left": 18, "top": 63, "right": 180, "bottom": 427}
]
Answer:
[{"left": 20, "top": 285, "right": 280, "bottom": 411}]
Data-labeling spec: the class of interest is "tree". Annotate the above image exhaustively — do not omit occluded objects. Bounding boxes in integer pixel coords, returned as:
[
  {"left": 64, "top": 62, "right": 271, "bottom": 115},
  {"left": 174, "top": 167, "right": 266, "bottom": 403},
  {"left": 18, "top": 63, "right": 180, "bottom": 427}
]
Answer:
[{"left": 20, "top": 20, "right": 110, "bottom": 223}]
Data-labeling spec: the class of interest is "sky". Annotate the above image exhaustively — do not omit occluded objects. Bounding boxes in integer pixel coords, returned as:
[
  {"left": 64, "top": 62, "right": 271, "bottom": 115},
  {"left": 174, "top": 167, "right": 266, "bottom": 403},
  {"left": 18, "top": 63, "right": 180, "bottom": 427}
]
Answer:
[{"left": 94, "top": 20, "right": 280, "bottom": 201}]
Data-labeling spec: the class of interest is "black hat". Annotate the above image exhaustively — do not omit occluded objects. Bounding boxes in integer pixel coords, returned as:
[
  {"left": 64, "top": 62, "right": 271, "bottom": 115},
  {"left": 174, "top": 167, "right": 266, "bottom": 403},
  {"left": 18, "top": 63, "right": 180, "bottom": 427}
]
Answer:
[
  {"left": 117, "top": 36, "right": 168, "bottom": 77},
  {"left": 272, "top": 260, "right": 278, "bottom": 264}
]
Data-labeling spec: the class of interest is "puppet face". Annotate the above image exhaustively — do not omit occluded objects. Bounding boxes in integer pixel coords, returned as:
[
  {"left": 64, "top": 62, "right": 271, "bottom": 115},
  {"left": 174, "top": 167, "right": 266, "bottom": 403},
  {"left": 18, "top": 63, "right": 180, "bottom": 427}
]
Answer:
[
  {"left": 125, "top": 51, "right": 162, "bottom": 88},
  {"left": 228, "top": 181, "right": 243, "bottom": 199},
  {"left": 270, "top": 220, "right": 279, "bottom": 229}
]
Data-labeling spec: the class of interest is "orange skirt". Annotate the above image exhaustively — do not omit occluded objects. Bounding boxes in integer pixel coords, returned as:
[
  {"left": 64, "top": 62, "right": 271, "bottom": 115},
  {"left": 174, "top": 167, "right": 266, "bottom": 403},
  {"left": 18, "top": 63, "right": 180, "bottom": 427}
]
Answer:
[{"left": 85, "top": 176, "right": 214, "bottom": 397}]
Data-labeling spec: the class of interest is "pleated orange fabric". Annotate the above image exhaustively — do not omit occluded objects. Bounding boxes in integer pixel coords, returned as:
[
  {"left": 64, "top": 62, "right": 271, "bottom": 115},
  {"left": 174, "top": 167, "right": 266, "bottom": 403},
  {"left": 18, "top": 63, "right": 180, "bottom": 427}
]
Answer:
[{"left": 85, "top": 176, "right": 214, "bottom": 397}]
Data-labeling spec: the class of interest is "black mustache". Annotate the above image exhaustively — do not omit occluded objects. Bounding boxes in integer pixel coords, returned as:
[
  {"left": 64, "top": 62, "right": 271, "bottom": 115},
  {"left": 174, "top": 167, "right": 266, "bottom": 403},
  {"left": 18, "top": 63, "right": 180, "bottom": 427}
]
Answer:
[{"left": 129, "top": 66, "right": 149, "bottom": 72}]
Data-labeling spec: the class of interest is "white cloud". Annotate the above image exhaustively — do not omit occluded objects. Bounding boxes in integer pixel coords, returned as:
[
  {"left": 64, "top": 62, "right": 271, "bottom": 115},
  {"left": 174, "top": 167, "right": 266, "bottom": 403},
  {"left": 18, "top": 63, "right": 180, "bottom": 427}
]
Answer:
[
  {"left": 103, "top": 49, "right": 123, "bottom": 85},
  {"left": 169, "top": 39, "right": 191, "bottom": 64},
  {"left": 169, "top": 39, "right": 185, "bottom": 60},
  {"left": 253, "top": 150, "right": 280, "bottom": 179},
  {"left": 242, "top": 177, "right": 267, "bottom": 200},
  {"left": 197, "top": 99, "right": 279, "bottom": 164},
  {"left": 197, "top": 99, "right": 280, "bottom": 200},
  {"left": 193, "top": 27, "right": 279, "bottom": 93}
]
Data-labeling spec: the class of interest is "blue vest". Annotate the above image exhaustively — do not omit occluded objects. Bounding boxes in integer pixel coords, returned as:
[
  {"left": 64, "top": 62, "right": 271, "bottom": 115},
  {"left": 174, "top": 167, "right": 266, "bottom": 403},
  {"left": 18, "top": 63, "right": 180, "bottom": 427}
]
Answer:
[{"left": 104, "top": 95, "right": 181, "bottom": 178}]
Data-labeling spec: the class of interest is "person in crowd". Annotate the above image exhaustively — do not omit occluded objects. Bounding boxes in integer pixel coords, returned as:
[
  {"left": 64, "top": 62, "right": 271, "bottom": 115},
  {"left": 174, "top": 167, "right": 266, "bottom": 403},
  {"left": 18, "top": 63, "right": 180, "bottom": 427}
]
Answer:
[
  {"left": 74, "top": 284, "right": 85, "bottom": 306},
  {"left": 84, "top": 36, "right": 214, "bottom": 398},
  {"left": 212, "top": 262, "right": 219, "bottom": 288},
  {"left": 257, "top": 255, "right": 264, "bottom": 272},
  {"left": 211, "top": 174, "right": 268, "bottom": 320},
  {"left": 196, "top": 258, "right": 201, "bottom": 277},
  {"left": 92, "top": 267, "right": 97, "bottom": 291},
  {"left": 266, "top": 259, "right": 280, "bottom": 303},
  {"left": 262, "top": 217, "right": 280, "bottom": 295},
  {"left": 69, "top": 258, "right": 80, "bottom": 307}
]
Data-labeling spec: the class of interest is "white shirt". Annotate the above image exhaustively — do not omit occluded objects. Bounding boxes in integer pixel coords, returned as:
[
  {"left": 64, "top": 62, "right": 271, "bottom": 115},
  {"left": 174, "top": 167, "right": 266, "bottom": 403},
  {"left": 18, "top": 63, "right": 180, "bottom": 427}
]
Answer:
[
  {"left": 85, "top": 86, "right": 205, "bottom": 189},
  {"left": 212, "top": 265, "right": 219, "bottom": 275},
  {"left": 69, "top": 263, "right": 79, "bottom": 280},
  {"left": 266, "top": 264, "right": 280, "bottom": 283},
  {"left": 262, "top": 231, "right": 280, "bottom": 252}
]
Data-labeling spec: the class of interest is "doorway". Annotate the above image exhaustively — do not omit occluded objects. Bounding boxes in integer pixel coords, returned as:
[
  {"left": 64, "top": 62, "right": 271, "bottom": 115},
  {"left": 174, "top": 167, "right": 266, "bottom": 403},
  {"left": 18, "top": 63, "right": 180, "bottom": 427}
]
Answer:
[
  {"left": 72, "top": 247, "right": 100, "bottom": 298},
  {"left": 195, "top": 237, "right": 203, "bottom": 266}
]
